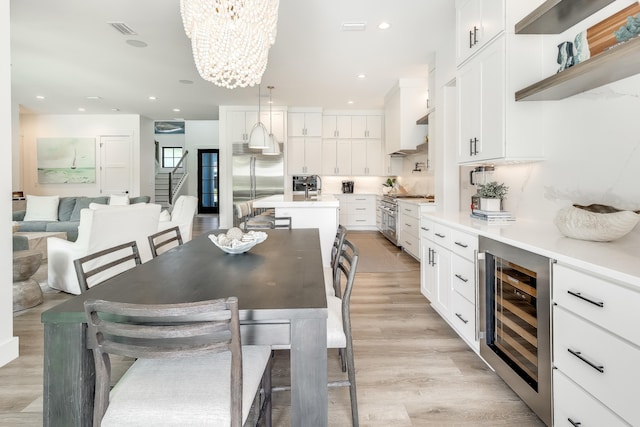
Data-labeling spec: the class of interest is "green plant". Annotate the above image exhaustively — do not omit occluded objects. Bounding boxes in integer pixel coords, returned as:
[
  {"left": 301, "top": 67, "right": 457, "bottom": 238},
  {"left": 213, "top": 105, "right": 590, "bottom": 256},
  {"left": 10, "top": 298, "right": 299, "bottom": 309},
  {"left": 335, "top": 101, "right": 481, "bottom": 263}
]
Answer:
[
  {"left": 383, "top": 178, "right": 397, "bottom": 188},
  {"left": 477, "top": 181, "right": 509, "bottom": 199}
]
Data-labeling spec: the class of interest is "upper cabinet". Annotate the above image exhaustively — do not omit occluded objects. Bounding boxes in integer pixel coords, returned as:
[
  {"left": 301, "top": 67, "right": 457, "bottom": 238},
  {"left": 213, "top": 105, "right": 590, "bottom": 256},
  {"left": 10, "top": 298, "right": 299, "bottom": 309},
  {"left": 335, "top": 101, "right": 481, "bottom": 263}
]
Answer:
[
  {"left": 322, "top": 115, "right": 352, "bottom": 139},
  {"left": 456, "top": 0, "right": 505, "bottom": 66},
  {"left": 515, "top": 0, "right": 640, "bottom": 101},
  {"left": 351, "top": 115, "right": 383, "bottom": 139},
  {"left": 228, "top": 111, "right": 258, "bottom": 142},
  {"left": 288, "top": 111, "right": 322, "bottom": 137},
  {"left": 384, "top": 79, "right": 427, "bottom": 154}
]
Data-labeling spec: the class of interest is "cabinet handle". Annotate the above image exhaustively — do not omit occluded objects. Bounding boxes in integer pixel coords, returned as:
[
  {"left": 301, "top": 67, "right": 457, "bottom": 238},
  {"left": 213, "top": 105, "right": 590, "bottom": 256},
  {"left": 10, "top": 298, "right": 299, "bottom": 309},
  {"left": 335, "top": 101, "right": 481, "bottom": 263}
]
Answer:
[
  {"left": 567, "top": 290, "right": 604, "bottom": 307},
  {"left": 473, "top": 138, "right": 479, "bottom": 155},
  {"left": 567, "top": 348, "right": 604, "bottom": 373},
  {"left": 568, "top": 419, "right": 582, "bottom": 427},
  {"left": 435, "top": 233, "right": 446, "bottom": 238},
  {"left": 455, "top": 313, "right": 469, "bottom": 324},
  {"left": 454, "top": 274, "right": 469, "bottom": 283},
  {"left": 473, "top": 25, "right": 478, "bottom": 46},
  {"left": 454, "top": 241, "right": 468, "bottom": 248},
  {"left": 421, "top": 227, "right": 429, "bottom": 231},
  {"left": 469, "top": 29, "right": 474, "bottom": 48},
  {"left": 469, "top": 138, "right": 474, "bottom": 156}
]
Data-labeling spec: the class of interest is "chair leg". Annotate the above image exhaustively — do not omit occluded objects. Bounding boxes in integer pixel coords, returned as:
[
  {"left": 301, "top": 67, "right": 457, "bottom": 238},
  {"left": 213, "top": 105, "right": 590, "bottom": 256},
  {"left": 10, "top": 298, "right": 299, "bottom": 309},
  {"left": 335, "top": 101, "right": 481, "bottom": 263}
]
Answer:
[
  {"left": 256, "top": 354, "right": 272, "bottom": 427},
  {"left": 339, "top": 348, "right": 347, "bottom": 372},
  {"left": 345, "top": 344, "right": 359, "bottom": 427}
]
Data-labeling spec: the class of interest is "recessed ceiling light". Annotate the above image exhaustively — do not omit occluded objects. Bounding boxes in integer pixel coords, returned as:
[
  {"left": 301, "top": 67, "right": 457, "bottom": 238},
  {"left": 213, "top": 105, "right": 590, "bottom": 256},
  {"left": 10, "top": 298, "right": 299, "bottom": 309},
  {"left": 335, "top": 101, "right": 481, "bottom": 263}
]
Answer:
[
  {"left": 111, "top": 108, "right": 120, "bottom": 112},
  {"left": 179, "top": 79, "right": 194, "bottom": 84},
  {"left": 86, "top": 96, "right": 102, "bottom": 100},
  {"left": 78, "top": 107, "right": 86, "bottom": 112},
  {"left": 357, "top": 74, "right": 366, "bottom": 79},
  {"left": 148, "top": 96, "right": 157, "bottom": 101},
  {"left": 126, "top": 39, "right": 148, "bottom": 48},
  {"left": 378, "top": 22, "right": 391, "bottom": 30},
  {"left": 172, "top": 108, "right": 181, "bottom": 112},
  {"left": 341, "top": 22, "right": 366, "bottom": 31},
  {"left": 347, "top": 100, "right": 354, "bottom": 105},
  {"left": 36, "top": 95, "right": 45, "bottom": 100}
]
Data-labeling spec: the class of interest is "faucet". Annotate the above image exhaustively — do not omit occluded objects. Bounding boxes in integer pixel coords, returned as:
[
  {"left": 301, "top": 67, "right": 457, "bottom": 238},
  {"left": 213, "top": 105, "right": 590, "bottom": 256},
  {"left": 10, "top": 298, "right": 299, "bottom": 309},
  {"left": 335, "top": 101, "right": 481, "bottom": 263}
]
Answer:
[{"left": 314, "top": 175, "right": 322, "bottom": 196}]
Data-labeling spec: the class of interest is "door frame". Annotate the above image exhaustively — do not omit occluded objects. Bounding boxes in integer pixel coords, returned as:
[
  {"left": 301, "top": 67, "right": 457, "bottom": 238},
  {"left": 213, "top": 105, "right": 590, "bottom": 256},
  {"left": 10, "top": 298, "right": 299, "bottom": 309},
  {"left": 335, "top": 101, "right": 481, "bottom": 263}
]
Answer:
[{"left": 197, "top": 148, "right": 219, "bottom": 214}]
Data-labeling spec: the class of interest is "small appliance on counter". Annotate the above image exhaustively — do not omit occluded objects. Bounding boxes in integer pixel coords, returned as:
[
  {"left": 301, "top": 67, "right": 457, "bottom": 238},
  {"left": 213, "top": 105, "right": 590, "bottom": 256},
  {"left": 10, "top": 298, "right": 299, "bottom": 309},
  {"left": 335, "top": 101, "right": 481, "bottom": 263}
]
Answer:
[
  {"left": 342, "top": 180, "right": 354, "bottom": 193},
  {"left": 292, "top": 175, "right": 318, "bottom": 193},
  {"left": 470, "top": 165, "right": 495, "bottom": 210}
]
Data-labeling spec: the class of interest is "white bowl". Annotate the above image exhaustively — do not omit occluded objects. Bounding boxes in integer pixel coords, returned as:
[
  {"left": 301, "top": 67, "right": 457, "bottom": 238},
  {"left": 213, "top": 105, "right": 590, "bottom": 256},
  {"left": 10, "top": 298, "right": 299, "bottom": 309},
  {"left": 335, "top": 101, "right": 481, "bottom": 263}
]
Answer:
[
  {"left": 554, "top": 206, "right": 640, "bottom": 242},
  {"left": 208, "top": 231, "right": 268, "bottom": 254}
]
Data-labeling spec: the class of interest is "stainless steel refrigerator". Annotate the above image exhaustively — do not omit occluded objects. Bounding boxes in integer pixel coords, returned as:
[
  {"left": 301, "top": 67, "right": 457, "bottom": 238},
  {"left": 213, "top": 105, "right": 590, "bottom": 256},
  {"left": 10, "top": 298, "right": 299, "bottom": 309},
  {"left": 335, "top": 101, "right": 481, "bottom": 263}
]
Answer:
[{"left": 232, "top": 142, "right": 284, "bottom": 203}]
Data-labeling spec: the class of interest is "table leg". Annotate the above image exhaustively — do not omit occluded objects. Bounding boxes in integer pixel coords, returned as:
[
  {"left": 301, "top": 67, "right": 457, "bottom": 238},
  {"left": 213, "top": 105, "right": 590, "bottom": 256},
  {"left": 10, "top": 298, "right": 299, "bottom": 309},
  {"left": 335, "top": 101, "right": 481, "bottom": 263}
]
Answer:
[
  {"left": 290, "top": 317, "right": 328, "bottom": 426},
  {"left": 43, "top": 322, "right": 94, "bottom": 427}
]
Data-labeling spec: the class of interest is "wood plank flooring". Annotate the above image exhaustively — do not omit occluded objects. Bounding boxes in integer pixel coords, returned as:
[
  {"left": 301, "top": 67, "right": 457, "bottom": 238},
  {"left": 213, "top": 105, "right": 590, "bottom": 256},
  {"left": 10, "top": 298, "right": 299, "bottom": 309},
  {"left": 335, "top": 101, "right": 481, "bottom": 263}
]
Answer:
[{"left": 0, "top": 216, "right": 545, "bottom": 426}]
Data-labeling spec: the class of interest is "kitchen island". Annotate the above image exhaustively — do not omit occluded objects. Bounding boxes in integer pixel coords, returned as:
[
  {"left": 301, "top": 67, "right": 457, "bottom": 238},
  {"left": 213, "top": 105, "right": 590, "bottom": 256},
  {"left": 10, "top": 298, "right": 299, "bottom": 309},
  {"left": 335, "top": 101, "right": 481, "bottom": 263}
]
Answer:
[{"left": 253, "top": 194, "right": 339, "bottom": 266}]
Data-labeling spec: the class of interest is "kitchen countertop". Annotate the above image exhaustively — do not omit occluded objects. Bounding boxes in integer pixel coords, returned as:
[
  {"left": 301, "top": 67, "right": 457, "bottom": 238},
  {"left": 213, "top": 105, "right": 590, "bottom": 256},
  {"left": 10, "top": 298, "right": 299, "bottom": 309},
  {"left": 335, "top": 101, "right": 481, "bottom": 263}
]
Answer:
[
  {"left": 423, "top": 211, "right": 640, "bottom": 288},
  {"left": 252, "top": 194, "right": 339, "bottom": 208},
  {"left": 396, "top": 197, "right": 437, "bottom": 206}
]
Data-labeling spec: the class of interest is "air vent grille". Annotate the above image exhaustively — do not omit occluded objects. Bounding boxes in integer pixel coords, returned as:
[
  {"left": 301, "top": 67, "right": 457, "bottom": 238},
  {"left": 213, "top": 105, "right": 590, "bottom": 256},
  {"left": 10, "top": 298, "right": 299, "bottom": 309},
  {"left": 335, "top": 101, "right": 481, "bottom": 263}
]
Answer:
[{"left": 108, "top": 22, "right": 137, "bottom": 35}]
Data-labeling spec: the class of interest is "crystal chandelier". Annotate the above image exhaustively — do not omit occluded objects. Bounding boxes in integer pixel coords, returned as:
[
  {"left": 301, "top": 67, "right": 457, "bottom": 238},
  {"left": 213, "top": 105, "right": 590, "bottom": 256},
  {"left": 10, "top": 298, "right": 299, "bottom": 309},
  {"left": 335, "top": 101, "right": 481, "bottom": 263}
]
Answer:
[{"left": 180, "top": 0, "right": 280, "bottom": 89}]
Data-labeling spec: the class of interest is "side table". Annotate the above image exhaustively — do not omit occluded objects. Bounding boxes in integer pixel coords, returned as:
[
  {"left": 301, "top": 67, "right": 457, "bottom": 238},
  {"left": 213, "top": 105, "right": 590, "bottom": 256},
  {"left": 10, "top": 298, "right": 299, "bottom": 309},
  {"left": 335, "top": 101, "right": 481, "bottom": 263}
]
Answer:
[
  {"left": 13, "top": 250, "right": 43, "bottom": 312},
  {"left": 13, "top": 231, "right": 67, "bottom": 260}
]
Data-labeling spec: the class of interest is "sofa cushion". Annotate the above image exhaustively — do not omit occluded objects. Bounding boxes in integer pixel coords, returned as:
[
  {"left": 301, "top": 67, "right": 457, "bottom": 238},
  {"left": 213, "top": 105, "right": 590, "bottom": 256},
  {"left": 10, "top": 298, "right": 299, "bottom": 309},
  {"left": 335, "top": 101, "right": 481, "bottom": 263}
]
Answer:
[
  {"left": 15, "top": 221, "right": 48, "bottom": 232},
  {"left": 130, "top": 196, "right": 150, "bottom": 204},
  {"left": 70, "top": 197, "right": 108, "bottom": 221},
  {"left": 58, "top": 197, "right": 77, "bottom": 222},
  {"left": 109, "top": 194, "right": 130, "bottom": 205},
  {"left": 23, "top": 195, "right": 59, "bottom": 221},
  {"left": 46, "top": 221, "right": 80, "bottom": 242}
]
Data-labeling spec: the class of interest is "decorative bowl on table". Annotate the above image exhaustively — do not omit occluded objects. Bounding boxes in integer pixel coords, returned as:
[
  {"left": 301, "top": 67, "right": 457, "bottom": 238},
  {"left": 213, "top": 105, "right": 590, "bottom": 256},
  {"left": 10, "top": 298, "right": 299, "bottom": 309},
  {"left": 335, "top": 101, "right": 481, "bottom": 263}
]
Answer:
[
  {"left": 554, "top": 203, "right": 640, "bottom": 242},
  {"left": 208, "top": 228, "right": 268, "bottom": 254}
]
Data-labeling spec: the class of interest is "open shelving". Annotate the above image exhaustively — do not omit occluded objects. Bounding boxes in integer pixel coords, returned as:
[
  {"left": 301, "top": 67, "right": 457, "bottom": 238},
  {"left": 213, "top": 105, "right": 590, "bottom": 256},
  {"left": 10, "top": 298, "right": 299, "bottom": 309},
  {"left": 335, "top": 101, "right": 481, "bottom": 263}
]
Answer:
[{"left": 515, "top": 0, "right": 615, "bottom": 34}]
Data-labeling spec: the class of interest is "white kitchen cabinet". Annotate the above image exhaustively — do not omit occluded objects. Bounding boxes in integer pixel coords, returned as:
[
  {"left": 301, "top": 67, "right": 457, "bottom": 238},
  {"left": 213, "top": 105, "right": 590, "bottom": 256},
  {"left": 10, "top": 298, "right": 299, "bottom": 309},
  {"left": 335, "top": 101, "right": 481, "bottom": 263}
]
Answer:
[
  {"left": 384, "top": 79, "right": 427, "bottom": 155},
  {"left": 553, "top": 263, "right": 640, "bottom": 427},
  {"left": 351, "top": 115, "right": 382, "bottom": 139},
  {"left": 228, "top": 111, "right": 258, "bottom": 142},
  {"left": 455, "top": 0, "right": 504, "bottom": 66},
  {"left": 260, "top": 110, "right": 285, "bottom": 143},
  {"left": 287, "top": 137, "right": 322, "bottom": 175},
  {"left": 321, "top": 139, "right": 351, "bottom": 176},
  {"left": 288, "top": 111, "right": 322, "bottom": 137},
  {"left": 351, "top": 140, "right": 383, "bottom": 176},
  {"left": 420, "top": 218, "right": 435, "bottom": 301},
  {"left": 397, "top": 201, "right": 422, "bottom": 259},
  {"left": 457, "top": 34, "right": 545, "bottom": 164},
  {"left": 322, "top": 115, "right": 351, "bottom": 139},
  {"left": 335, "top": 194, "right": 377, "bottom": 230}
]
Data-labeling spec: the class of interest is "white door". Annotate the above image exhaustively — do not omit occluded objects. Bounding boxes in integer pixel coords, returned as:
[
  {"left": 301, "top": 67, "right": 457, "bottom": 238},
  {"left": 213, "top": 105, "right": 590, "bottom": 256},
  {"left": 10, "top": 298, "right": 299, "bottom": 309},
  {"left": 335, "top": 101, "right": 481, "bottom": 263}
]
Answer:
[{"left": 99, "top": 135, "right": 132, "bottom": 196}]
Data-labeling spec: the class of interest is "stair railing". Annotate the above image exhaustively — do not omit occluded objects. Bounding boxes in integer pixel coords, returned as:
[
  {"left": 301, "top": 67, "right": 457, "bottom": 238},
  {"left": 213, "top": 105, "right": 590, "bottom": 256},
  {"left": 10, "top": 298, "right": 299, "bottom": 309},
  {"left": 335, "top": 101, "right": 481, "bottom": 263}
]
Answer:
[{"left": 168, "top": 150, "right": 189, "bottom": 204}]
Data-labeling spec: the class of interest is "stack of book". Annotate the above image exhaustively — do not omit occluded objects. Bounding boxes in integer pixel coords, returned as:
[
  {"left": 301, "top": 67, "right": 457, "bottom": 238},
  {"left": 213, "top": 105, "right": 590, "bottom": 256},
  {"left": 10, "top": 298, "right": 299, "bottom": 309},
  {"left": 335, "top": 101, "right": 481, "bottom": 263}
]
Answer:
[{"left": 470, "top": 209, "right": 515, "bottom": 224}]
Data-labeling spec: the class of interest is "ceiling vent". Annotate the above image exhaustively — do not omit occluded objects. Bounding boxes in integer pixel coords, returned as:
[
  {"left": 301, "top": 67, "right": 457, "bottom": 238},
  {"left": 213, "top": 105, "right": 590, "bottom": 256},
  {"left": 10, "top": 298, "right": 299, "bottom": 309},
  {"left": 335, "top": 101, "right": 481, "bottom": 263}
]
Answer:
[
  {"left": 341, "top": 22, "right": 367, "bottom": 31},
  {"left": 108, "top": 22, "right": 137, "bottom": 35}
]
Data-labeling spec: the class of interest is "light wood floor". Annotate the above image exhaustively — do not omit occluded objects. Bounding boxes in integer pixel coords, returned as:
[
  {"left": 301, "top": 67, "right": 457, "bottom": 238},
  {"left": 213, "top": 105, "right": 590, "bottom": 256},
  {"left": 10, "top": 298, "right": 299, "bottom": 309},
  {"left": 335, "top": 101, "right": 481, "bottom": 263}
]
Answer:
[{"left": 0, "top": 216, "right": 545, "bottom": 426}]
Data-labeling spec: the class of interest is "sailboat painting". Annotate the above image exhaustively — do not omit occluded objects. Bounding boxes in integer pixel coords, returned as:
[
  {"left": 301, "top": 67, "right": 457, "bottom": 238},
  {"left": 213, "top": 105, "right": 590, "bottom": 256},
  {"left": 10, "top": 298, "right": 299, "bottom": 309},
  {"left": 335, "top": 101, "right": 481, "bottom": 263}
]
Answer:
[{"left": 36, "top": 137, "right": 96, "bottom": 184}]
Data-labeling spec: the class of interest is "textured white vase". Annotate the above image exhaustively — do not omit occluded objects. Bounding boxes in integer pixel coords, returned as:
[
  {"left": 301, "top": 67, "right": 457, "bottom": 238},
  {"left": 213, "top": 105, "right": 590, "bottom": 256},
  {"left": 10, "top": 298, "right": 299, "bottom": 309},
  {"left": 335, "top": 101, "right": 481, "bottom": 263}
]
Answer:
[
  {"left": 480, "top": 198, "right": 501, "bottom": 211},
  {"left": 554, "top": 206, "right": 640, "bottom": 242}
]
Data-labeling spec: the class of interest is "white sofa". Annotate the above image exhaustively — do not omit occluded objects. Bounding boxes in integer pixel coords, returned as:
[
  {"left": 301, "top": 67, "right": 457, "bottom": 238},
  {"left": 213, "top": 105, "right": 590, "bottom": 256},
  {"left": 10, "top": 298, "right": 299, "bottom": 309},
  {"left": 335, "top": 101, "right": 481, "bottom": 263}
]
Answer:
[
  {"left": 158, "top": 195, "right": 198, "bottom": 242},
  {"left": 47, "top": 203, "right": 161, "bottom": 295}
]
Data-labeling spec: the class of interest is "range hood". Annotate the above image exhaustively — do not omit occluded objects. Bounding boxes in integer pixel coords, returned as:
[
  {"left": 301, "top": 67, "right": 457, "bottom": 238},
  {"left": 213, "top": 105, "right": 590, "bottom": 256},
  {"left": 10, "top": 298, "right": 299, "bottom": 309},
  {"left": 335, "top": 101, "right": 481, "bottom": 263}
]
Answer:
[{"left": 390, "top": 141, "right": 429, "bottom": 156}]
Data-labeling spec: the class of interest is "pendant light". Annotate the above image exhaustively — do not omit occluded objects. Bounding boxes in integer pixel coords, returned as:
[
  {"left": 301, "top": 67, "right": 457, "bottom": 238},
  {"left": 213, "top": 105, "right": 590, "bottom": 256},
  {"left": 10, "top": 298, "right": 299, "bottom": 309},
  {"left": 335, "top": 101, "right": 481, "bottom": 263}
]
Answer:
[
  {"left": 248, "top": 84, "right": 269, "bottom": 149},
  {"left": 263, "top": 85, "right": 281, "bottom": 155}
]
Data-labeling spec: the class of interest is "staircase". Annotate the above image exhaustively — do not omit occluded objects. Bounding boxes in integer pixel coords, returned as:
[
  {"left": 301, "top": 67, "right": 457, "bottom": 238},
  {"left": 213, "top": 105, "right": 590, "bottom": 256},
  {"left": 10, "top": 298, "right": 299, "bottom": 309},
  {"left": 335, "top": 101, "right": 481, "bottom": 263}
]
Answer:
[
  {"left": 154, "top": 150, "right": 189, "bottom": 209},
  {"left": 155, "top": 173, "right": 171, "bottom": 208}
]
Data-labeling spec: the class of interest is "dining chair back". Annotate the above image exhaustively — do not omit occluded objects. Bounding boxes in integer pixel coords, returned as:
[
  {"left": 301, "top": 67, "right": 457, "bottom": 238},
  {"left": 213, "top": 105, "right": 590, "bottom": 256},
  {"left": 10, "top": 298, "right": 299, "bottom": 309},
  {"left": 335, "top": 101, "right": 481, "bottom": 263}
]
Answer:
[
  {"left": 325, "top": 225, "right": 347, "bottom": 297},
  {"left": 73, "top": 241, "right": 142, "bottom": 294},
  {"left": 148, "top": 226, "right": 183, "bottom": 258},
  {"left": 84, "top": 296, "right": 272, "bottom": 427}
]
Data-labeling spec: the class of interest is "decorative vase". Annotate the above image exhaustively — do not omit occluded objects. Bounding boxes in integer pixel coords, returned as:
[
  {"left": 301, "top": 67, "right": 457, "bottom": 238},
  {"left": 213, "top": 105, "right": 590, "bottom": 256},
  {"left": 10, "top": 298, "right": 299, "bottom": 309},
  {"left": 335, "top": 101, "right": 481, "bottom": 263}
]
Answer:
[{"left": 480, "top": 198, "right": 501, "bottom": 211}]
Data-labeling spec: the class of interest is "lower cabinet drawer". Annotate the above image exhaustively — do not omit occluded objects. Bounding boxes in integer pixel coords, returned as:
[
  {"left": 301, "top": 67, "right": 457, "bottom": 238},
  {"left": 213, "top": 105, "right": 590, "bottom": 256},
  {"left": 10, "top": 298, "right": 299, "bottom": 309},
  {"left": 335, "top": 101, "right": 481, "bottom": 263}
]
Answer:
[
  {"left": 402, "top": 215, "right": 419, "bottom": 238},
  {"left": 401, "top": 234, "right": 419, "bottom": 258},
  {"left": 554, "top": 370, "right": 629, "bottom": 427},
  {"left": 553, "top": 306, "right": 640, "bottom": 426},
  {"left": 451, "top": 254, "right": 475, "bottom": 303},
  {"left": 450, "top": 290, "right": 475, "bottom": 345}
]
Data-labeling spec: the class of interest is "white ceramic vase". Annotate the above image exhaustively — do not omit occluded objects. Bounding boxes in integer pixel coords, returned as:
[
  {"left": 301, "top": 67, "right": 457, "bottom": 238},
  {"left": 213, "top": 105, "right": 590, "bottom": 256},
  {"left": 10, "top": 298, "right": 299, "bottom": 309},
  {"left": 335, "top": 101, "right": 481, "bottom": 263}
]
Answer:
[{"left": 480, "top": 198, "right": 501, "bottom": 211}]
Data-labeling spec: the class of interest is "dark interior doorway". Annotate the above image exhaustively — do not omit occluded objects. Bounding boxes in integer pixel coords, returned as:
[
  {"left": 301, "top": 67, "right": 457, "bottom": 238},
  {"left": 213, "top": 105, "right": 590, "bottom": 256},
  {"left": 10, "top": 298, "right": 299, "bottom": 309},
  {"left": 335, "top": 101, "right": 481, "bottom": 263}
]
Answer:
[{"left": 198, "top": 149, "right": 219, "bottom": 214}]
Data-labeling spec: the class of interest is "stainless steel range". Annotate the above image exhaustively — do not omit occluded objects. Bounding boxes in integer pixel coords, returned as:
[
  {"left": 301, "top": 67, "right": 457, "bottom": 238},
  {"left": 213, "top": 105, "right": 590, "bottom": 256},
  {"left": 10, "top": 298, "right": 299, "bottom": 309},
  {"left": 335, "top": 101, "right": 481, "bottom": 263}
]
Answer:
[{"left": 378, "top": 196, "right": 398, "bottom": 245}]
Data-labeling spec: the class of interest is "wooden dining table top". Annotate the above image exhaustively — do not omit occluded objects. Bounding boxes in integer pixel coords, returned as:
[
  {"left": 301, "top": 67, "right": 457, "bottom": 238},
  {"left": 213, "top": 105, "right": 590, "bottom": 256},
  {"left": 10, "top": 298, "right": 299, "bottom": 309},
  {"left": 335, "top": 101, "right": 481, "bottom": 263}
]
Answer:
[{"left": 41, "top": 228, "right": 328, "bottom": 324}]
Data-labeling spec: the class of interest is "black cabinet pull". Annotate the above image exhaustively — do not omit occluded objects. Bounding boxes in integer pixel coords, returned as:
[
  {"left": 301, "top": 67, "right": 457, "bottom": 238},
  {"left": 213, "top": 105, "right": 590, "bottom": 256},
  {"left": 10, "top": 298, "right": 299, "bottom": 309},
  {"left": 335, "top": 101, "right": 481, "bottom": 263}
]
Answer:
[
  {"left": 435, "top": 233, "right": 445, "bottom": 238},
  {"left": 454, "top": 241, "right": 468, "bottom": 248},
  {"left": 454, "top": 274, "right": 468, "bottom": 283},
  {"left": 567, "top": 290, "right": 604, "bottom": 307},
  {"left": 568, "top": 418, "right": 581, "bottom": 426},
  {"left": 469, "top": 138, "right": 474, "bottom": 156},
  {"left": 455, "top": 313, "right": 469, "bottom": 324},
  {"left": 473, "top": 26, "right": 478, "bottom": 46},
  {"left": 469, "top": 29, "right": 474, "bottom": 48},
  {"left": 568, "top": 348, "right": 604, "bottom": 373}
]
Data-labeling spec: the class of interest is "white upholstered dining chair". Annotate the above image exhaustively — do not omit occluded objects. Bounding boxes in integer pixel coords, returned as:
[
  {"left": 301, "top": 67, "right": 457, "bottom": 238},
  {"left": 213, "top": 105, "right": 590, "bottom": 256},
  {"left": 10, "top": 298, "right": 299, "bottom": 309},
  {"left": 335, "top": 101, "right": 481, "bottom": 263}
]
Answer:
[{"left": 84, "top": 296, "right": 272, "bottom": 427}]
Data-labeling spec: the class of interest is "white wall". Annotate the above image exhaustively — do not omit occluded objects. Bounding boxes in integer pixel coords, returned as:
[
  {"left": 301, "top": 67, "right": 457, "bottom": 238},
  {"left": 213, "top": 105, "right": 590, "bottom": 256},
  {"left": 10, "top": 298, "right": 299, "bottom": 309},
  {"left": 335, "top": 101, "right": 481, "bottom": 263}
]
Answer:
[
  {"left": 1, "top": 0, "right": 19, "bottom": 367},
  {"left": 19, "top": 114, "right": 143, "bottom": 197}
]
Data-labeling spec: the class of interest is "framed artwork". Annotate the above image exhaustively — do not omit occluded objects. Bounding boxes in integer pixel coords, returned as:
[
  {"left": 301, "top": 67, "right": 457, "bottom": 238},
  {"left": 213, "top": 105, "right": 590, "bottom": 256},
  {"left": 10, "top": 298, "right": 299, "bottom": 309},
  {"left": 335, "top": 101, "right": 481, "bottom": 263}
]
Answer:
[
  {"left": 36, "top": 137, "right": 96, "bottom": 184},
  {"left": 154, "top": 121, "right": 185, "bottom": 134}
]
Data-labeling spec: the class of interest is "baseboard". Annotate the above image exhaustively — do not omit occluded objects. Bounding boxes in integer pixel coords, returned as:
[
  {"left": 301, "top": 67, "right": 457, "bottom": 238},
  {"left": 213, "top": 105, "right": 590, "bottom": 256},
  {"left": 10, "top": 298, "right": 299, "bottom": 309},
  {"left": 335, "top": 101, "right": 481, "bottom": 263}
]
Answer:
[{"left": 0, "top": 337, "right": 19, "bottom": 368}]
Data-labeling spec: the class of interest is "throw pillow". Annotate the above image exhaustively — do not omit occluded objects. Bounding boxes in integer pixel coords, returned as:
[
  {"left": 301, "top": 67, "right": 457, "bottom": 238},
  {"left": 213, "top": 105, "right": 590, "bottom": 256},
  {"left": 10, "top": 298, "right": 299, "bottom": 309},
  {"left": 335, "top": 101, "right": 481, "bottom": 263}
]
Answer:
[
  {"left": 159, "top": 209, "right": 171, "bottom": 222},
  {"left": 109, "top": 194, "right": 130, "bottom": 206},
  {"left": 70, "top": 197, "right": 108, "bottom": 221},
  {"left": 58, "top": 197, "right": 77, "bottom": 222},
  {"left": 23, "top": 195, "right": 60, "bottom": 222}
]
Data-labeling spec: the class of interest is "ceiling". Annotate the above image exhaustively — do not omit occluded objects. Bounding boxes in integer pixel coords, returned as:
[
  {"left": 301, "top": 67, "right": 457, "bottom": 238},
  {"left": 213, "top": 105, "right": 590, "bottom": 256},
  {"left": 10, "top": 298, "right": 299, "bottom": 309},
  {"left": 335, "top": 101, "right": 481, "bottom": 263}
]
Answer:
[{"left": 10, "top": 0, "right": 454, "bottom": 121}]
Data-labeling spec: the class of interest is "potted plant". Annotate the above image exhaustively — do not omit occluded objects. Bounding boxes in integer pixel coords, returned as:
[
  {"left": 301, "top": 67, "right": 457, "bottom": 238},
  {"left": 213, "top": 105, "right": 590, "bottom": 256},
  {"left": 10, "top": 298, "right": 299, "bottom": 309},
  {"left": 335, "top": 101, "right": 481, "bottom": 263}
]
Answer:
[
  {"left": 382, "top": 178, "right": 397, "bottom": 194},
  {"left": 477, "top": 181, "right": 508, "bottom": 211}
]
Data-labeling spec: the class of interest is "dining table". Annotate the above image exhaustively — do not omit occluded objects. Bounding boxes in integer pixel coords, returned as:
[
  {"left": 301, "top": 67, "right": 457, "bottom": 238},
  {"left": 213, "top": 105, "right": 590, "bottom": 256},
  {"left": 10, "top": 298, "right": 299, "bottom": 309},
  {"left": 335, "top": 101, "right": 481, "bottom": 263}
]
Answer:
[{"left": 41, "top": 228, "right": 328, "bottom": 426}]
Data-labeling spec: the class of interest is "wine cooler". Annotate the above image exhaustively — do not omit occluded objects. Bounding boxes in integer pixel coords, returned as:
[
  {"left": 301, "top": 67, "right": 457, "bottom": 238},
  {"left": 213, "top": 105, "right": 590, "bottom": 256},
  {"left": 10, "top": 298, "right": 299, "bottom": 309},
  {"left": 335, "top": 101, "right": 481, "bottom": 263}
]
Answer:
[{"left": 478, "top": 237, "right": 553, "bottom": 426}]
